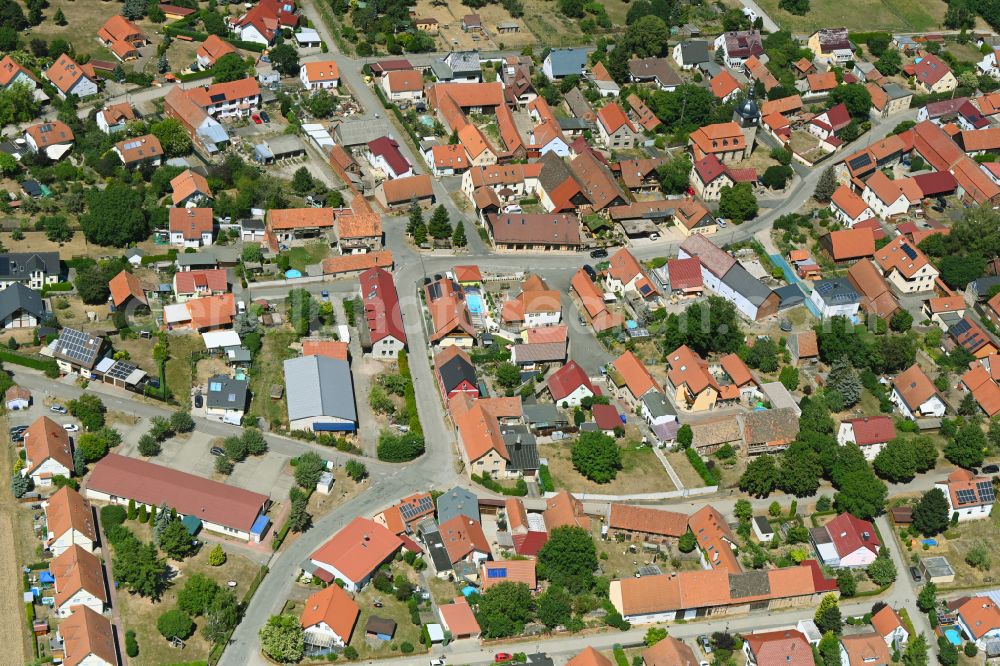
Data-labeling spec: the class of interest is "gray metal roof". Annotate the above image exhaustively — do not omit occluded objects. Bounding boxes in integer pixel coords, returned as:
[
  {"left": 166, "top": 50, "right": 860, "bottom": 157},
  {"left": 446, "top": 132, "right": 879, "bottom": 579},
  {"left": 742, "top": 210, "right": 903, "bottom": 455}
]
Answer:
[
  {"left": 436, "top": 486, "right": 480, "bottom": 525},
  {"left": 502, "top": 426, "right": 538, "bottom": 472},
  {"left": 558, "top": 117, "right": 589, "bottom": 131},
  {"left": 443, "top": 51, "right": 481, "bottom": 74},
  {"left": 883, "top": 83, "right": 912, "bottom": 100},
  {"left": 679, "top": 40, "right": 711, "bottom": 64},
  {"left": 334, "top": 118, "right": 393, "bottom": 147},
  {"left": 812, "top": 278, "right": 860, "bottom": 306},
  {"left": 283, "top": 355, "right": 357, "bottom": 423},
  {"left": 206, "top": 374, "right": 248, "bottom": 410},
  {"left": 640, "top": 390, "right": 676, "bottom": 419},
  {"left": 545, "top": 48, "right": 588, "bottom": 77},
  {"left": 522, "top": 403, "right": 566, "bottom": 426},
  {"left": 775, "top": 284, "right": 805, "bottom": 309},
  {"left": 430, "top": 60, "right": 454, "bottom": 81},
  {"left": 720, "top": 263, "right": 774, "bottom": 307},
  {"left": 0, "top": 283, "right": 44, "bottom": 322}
]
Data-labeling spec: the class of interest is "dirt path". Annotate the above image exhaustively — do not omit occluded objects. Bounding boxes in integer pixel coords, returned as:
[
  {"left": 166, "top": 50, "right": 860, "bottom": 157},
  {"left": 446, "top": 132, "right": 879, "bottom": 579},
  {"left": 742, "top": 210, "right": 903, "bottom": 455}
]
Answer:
[{"left": 0, "top": 425, "right": 31, "bottom": 665}]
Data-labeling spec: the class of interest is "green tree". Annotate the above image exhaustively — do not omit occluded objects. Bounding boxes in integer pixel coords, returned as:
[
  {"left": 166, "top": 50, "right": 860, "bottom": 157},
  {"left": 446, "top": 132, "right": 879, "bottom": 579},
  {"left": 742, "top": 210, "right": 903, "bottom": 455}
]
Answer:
[
  {"left": 177, "top": 573, "right": 221, "bottom": 616},
  {"left": 778, "top": 442, "right": 823, "bottom": 497},
  {"left": 761, "top": 164, "right": 793, "bottom": 189},
  {"left": 827, "top": 359, "right": 862, "bottom": 408},
  {"left": 837, "top": 569, "right": 857, "bottom": 597},
  {"left": 149, "top": 118, "right": 192, "bottom": 158},
  {"left": 778, "top": 0, "right": 809, "bottom": 14},
  {"left": 202, "top": 590, "right": 240, "bottom": 643},
  {"left": 966, "top": 542, "right": 992, "bottom": 570},
  {"left": 345, "top": 459, "right": 367, "bottom": 481},
  {"left": 68, "top": 394, "right": 107, "bottom": 431},
  {"left": 170, "top": 411, "right": 195, "bottom": 433},
  {"left": 719, "top": 182, "right": 758, "bottom": 221},
  {"left": 625, "top": 15, "right": 670, "bottom": 57},
  {"left": 122, "top": 0, "right": 147, "bottom": 20},
  {"left": 814, "top": 594, "right": 842, "bottom": 634},
  {"left": 536, "top": 587, "right": 572, "bottom": 628},
  {"left": 407, "top": 203, "right": 424, "bottom": 235},
  {"left": 663, "top": 296, "right": 744, "bottom": 356},
  {"left": 829, "top": 84, "right": 873, "bottom": 118},
  {"left": 259, "top": 614, "right": 304, "bottom": 663},
  {"left": 917, "top": 581, "right": 937, "bottom": 612},
  {"left": 571, "top": 432, "right": 622, "bottom": 483},
  {"left": 476, "top": 582, "right": 534, "bottom": 638},
  {"left": 814, "top": 167, "right": 837, "bottom": 202},
  {"left": 428, "top": 205, "right": 452, "bottom": 240},
  {"left": 42, "top": 215, "right": 73, "bottom": 243},
  {"left": 495, "top": 362, "right": 522, "bottom": 391},
  {"left": 288, "top": 493, "right": 311, "bottom": 532},
  {"left": 734, "top": 498, "right": 753, "bottom": 522},
  {"left": 739, "top": 454, "right": 779, "bottom": 497},
  {"left": 242, "top": 428, "right": 267, "bottom": 456},
  {"left": 157, "top": 54, "right": 169, "bottom": 74},
  {"left": 939, "top": 254, "right": 986, "bottom": 290},
  {"left": 901, "top": 633, "right": 929, "bottom": 666},
  {"left": 0, "top": 151, "right": 18, "bottom": 178},
  {"left": 938, "top": 636, "right": 959, "bottom": 666},
  {"left": 779, "top": 365, "right": 799, "bottom": 390},
  {"left": 678, "top": 530, "right": 696, "bottom": 553},
  {"left": 538, "top": 526, "right": 597, "bottom": 593},
  {"left": 818, "top": 631, "right": 841, "bottom": 666},
  {"left": 269, "top": 43, "right": 300, "bottom": 76},
  {"left": 451, "top": 220, "right": 467, "bottom": 247},
  {"left": 875, "top": 49, "right": 902, "bottom": 76},
  {"left": 890, "top": 310, "right": 913, "bottom": 332},
  {"left": 866, "top": 553, "right": 897, "bottom": 586},
  {"left": 242, "top": 243, "right": 263, "bottom": 263},
  {"left": 945, "top": 423, "right": 986, "bottom": 468},
  {"left": 293, "top": 452, "right": 326, "bottom": 488},
  {"left": 291, "top": 166, "right": 314, "bottom": 194},
  {"left": 113, "top": 540, "right": 167, "bottom": 599},
  {"left": 657, "top": 153, "right": 692, "bottom": 194},
  {"left": 0, "top": 82, "right": 40, "bottom": 125},
  {"left": 208, "top": 544, "right": 227, "bottom": 566},
  {"left": 873, "top": 439, "right": 918, "bottom": 482},
  {"left": 834, "top": 468, "right": 887, "bottom": 520},
  {"left": 159, "top": 519, "right": 196, "bottom": 559},
  {"left": 212, "top": 53, "right": 248, "bottom": 83},
  {"left": 644, "top": 627, "right": 668, "bottom": 646},
  {"left": 677, "top": 424, "right": 693, "bottom": 448},
  {"left": 157, "top": 609, "right": 194, "bottom": 640},
  {"left": 81, "top": 184, "right": 148, "bottom": 247}
]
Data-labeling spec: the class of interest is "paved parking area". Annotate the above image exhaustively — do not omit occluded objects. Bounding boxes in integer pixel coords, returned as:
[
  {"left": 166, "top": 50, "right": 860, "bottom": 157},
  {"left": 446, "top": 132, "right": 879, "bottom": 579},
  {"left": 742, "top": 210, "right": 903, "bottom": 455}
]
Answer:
[{"left": 229, "top": 450, "right": 294, "bottom": 498}]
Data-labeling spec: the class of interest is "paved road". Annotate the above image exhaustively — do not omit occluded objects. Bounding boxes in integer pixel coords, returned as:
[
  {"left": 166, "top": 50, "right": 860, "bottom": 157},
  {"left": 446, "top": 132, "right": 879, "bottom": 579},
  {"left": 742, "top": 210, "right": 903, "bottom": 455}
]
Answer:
[{"left": 740, "top": 0, "right": 779, "bottom": 32}]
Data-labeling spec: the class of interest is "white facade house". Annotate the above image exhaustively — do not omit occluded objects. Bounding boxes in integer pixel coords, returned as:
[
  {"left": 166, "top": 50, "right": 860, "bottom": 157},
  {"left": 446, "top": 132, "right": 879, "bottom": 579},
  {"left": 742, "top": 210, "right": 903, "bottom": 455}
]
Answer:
[
  {"left": 979, "top": 50, "right": 1000, "bottom": 79},
  {"left": 51, "top": 545, "right": 107, "bottom": 618},
  {"left": 836, "top": 416, "right": 896, "bottom": 462},
  {"left": 936, "top": 469, "right": 996, "bottom": 522},
  {"left": 862, "top": 178, "right": 914, "bottom": 219},
  {"left": 890, "top": 365, "right": 947, "bottom": 420},
  {"left": 956, "top": 597, "right": 1000, "bottom": 650},
  {"left": 809, "top": 279, "right": 861, "bottom": 319},
  {"left": 830, "top": 186, "right": 876, "bottom": 227},
  {"left": 44, "top": 488, "right": 97, "bottom": 557},
  {"left": 300, "top": 61, "right": 340, "bottom": 90}
]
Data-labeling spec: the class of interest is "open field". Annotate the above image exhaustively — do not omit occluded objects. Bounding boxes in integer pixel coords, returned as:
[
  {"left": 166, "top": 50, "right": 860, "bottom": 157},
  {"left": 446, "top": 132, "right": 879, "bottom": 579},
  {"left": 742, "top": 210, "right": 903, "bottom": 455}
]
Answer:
[
  {"left": 247, "top": 327, "right": 297, "bottom": 428},
  {"left": 164, "top": 333, "right": 207, "bottom": 406},
  {"left": 751, "top": 0, "right": 979, "bottom": 32},
  {"left": 896, "top": 511, "right": 1000, "bottom": 590},
  {"left": 541, "top": 442, "right": 676, "bottom": 494},
  {"left": 115, "top": 538, "right": 260, "bottom": 666},
  {"left": 666, "top": 450, "right": 711, "bottom": 489}
]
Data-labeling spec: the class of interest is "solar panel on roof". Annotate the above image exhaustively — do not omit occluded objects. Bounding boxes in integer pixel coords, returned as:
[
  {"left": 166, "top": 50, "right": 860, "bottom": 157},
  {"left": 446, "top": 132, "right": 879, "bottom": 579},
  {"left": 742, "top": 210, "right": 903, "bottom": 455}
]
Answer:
[
  {"left": 848, "top": 154, "right": 872, "bottom": 170},
  {"left": 487, "top": 567, "right": 507, "bottom": 578},
  {"left": 210, "top": 93, "right": 226, "bottom": 103},
  {"left": 57, "top": 328, "right": 99, "bottom": 364},
  {"left": 399, "top": 495, "right": 434, "bottom": 520},
  {"left": 956, "top": 488, "right": 977, "bottom": 504},
  {"left": 978, "top": 480, "right": 996, "bottom": 502},
  {"left": 106, "top": 360, "right": 138, "bottom": 381},
  {"left": 901, "top": 244, "right": 917, "bottom": 260}
]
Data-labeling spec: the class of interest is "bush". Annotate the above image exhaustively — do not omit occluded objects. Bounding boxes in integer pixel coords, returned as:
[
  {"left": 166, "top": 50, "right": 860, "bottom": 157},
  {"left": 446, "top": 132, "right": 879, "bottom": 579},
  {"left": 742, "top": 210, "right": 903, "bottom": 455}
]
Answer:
[
  {"left": 100, "top": 504, "right": 127, "bottom": 529},
  {"left": 400, "top": 641, "right": 414, "bottom": 653},
  {"left": 157, "top": 609, "right": 194, "bottom": 639},
  {"left": 377, "top": 431, "right": 425, "bottom": 462},
  {"left": 685, "top": 448, "right": 720, "bottom": 485},
  {"left": 125, "top": 629, "right": 138, "bottom": 657},
  {"left": 539, "top": 464, "right": 555, "bottom": 492}
]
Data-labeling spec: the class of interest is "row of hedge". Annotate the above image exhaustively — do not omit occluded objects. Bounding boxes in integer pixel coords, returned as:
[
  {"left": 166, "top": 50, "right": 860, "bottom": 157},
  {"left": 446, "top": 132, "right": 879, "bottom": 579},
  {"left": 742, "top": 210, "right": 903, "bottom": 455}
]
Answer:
[
  {"left": 538, "top": 464, "right": 555, "bottom": 493},
  {"left": 206, "top": 565, "right": 269, "bottom": 665},
  {"left": 685, "top": 447, "right": 720, "bottom": 486},
  {"left": 0, "top": 349, "right": 59, "bottom": 377},
  {"left": 472, "top": 473, "right": 528, "bottom": 496},
  {"left": 397, "top": 351, "right": 421, "bottom": 436},
  {"left": 41, "top": 282, "right": 74, "bottom": 296},
  {"left": 271, "top": 490, "right": 312, "bottom": 551},
  {"left": 141, "top": 249, "right": 179, "bottom": 266}
]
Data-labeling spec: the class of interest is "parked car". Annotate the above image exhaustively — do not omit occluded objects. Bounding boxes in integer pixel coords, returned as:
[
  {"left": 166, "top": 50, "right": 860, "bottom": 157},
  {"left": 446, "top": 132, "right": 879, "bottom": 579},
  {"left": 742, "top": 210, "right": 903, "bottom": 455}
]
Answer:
[
  {"left": 699, "top": 636, "right": 712, "bottom": 654},
  {"left": 252, "top": 114, "right": 262, "bottom": 124},
  {"left": 194, "top": 395, "right": 203, "bottom": 408},
  {"left": 909, "top": 566, "right": 922, "bottom": 582},
  {"left": 716, "top": 218, "right": 727, "bottom": 228},
  {"left": 494, "top": 655, "right": 513, "bottom": 664},
  {"left": 984, "top": 464, "right": 999, "bottom": 474},
  {"left": 210, "top": 446, "right": 225, "bottom": 457},
  {"left": 50, "top": 405, "right": 67, "bottom": 414},
  {"left": 320, "top": 290, "right": 330, "bottom": 302},
  {"left": 583, "top": 264, "right": 597, "bottom": 280},
  {"left": 62, "top": 424, "right": 79, "bottom": 433},
  {"left": 9, "top": 425, "right": 27, "bottom": 434},
  {"left": 589, "top": 248, "right": 608, "bottom": 259},
  {"left": 260, "top": 111, "right": 270, "bottom": 123}
]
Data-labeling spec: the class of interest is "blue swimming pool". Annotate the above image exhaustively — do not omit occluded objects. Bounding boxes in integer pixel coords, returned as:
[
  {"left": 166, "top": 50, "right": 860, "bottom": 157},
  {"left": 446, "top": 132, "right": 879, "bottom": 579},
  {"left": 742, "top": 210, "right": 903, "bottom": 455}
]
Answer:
[
  {"left": 945, "top": 628, "right": 962, "bottom": 646},
  {"left": 467, "top": 293, "right": 484, "bottom": 315}
]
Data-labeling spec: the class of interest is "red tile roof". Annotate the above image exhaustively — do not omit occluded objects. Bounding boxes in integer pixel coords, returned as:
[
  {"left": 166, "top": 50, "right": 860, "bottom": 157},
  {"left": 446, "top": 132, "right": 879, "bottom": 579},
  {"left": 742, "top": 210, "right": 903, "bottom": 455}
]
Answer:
[
  {"left": 480, "top": 559, "right": 536, "bottom": 590},
  {"left": 912, "top": 53, "right": 952, "bottom": 87},
  {"left": 667, "top": 257, "right": 703, "bottom": 291},
  {"left": 360, "top": 267, "right": 406, "bottom": 346},
  {"left": 592, "top": 403, "right": 621, "bottom": 430},
  {"left": 196, "top": 35, "right": 236, "bottom": 66},
  {"left": 745, "top": 630, "right": 814, "bottom": 666},
  {"left": 547, "top": 360, "right": 597, "bottom": 402},
  {"left": 169, "top": 207, "right": 213, "bottom": 239},
  {"left": 268, "top": 208, "right": 335, "bottom": 231},
  {"left": 174, "top": 268, "right": 227, "bottom": 295},
  {"left": 608, "top": 504, "right": 688, "bottom": 537},
  {"left": 844, "top": 416, "right": 896, "bottom": 446},
  {"left": 109, "top": 270, "right": 147, "bottom": 308},
  {"left": 824, "top": 512, "right": 880, "bottom": 558},
  {"left": 300, "top": 583, "right": 359, "bottom": 641},
  {"left": 24, "top": 415, "right": 72, "bottom": 476},
  {"left": 302, "top": 60, "right": 340, "bottom": 84}
]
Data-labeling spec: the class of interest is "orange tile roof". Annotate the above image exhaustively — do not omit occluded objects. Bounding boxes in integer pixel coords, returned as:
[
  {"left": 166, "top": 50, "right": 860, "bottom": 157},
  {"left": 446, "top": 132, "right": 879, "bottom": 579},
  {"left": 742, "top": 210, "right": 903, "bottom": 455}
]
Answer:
[
  {"left": 831, "top": 185, "right": 871, "bottom": 220},
  {"left": 432, "top": 144, "right": 468, "bottom": 170},
  {"left": 543, "top": 489, "right": 589, "bottom": 531},
  {"left": 642, "top": 636, "right": 698, "bottom": 666},
  {"left": 744, "top": 630, "right": 814, "bottom": 666},
  {"left": 187, "top": 78, "right": 261, "bottom": 107},
  {"left": 169, "top": 207, "right": 213, "bottom": 239},
  {"left": 196, "top": 35, "right": 237, "bottom": 66},
  {"left": 322, "top": 250, "right": 393, "bottom": 275},
  {"left": 689, "top": 122, "right": 745, "bottom": 156},
  {"left": 376, "top": 492, "right": 435, "bottom": 534},
  {"left": 45, "top": 54, "right": 96, "bottom": 96},
  {"left": 439, "top": 597, "right": 480, "bottom": 636},
  {"left": 710, "top": 70, "right": 742, "bottom": 99},
  {"left": 626, "top": 94, "right": 661, "bottom": 131},
  {"left": 867, "top": 82, "right": 889, "bottom": 111},
  {"left": 24, "top": 415, "right": 73, "bottom": 475},
  {"left": 170, "top": 169, "right": 212, "bottom": 206},
  {"left": 567, "top": 647, "right": 613, "bottom": 666},
  {"left": 826, "top": 227, "right": 875, "bottom": 261},
  {"left": 458, "top": 124, "right": 493, "bottom": 160},
  {"left": 597, "top": 102, "right": 635, "bottom": 134},
  {"left": 302, "top": 339, "right": 349, "bottom": 361},
  {"left": 840, "top": 632, "right": 892, "bottom": 664},
  {"left": 666, "top": 345, "right": 715, "bottom": 395},
  {"left": 302, "top": 60, "right": 340, "bottom": 83},
  {"left": 481, "top": 559, "right": 536, "bottom": 590},
  {"left": 51, "top": 544, "right": 107, "bottom": 610},
  {"left": 310, "top": 517, "right": 403, "bottom": 583},
  {"left": 115, "top": 133, "right": 162, "bottom": 164},
  {"left": 109, "top": 270, "right": 147, "bottom": 308},
  {"left": 268, "top": 207, "right": 335, "bottom": 230},
  {"left": 336, "top": 196, "right": 382, "bottom": 239},
  {"left": 871, "top": 605, "right": 904, "bottom": 639},
  {"left": 608, "top": 504, "right": 688, "bottom": 537},
  {"left": 0, "top": 55, "right": 37, "bottom": 87},
  {"left": 61, "top": 606, "right": 117, "bottom": 666},
  {"left": 439, "top": 514, "right": 491, "bottom": 563},
  {"left": 25, "top": 120, "right": 75, "bottom": 149},
  {"left": 761, "top": 95, "right": 803, "bottom": 116},
  {"left": 612, "top": 350, "right": 662, "bottom": 398},
  {"left": 98, "top": 15, "right": 145, "bottom": 43},
  {"left": 958, "top": 596, "right": 1000, "bottom": 638},
  {"left": 300, "top": 583, "right": 360, "bottom": 641},
  {"left": 44, "top": 487, "right": 96, "bottom": 547},
  {"left": 453, "top": 265, "right": 483, "bottom": 283},
  {"left": 183, "top": 292, "right": 236, "bottom": 330},
  {"left": 807, "top": 71, "right": 837, "bottom": 92},
  {"left": 874, "top": 236, "right": 931, "bottom": 279},
  {"left": 455, "top": 400, "right": 508, "bottom": 463},
  {"left": 795, "top": 330, "right": 819, "bottom": 358},
  {"left": 382, "top": 174, "right": 434, "bottom": 205},
  {"left": 689, "top": 505, "right": 739, "bottom": 573},
  {"left": 386, "top": 68, "right": 423, "bottom": 93},
  {"left": 893, "top": 364, "right": 937, "bottom": 411}
]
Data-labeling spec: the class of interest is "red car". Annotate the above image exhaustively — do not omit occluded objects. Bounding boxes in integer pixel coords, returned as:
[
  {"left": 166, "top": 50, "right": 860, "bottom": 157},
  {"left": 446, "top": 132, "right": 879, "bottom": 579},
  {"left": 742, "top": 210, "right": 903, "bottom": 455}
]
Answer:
[
  {"left": 494, "top": 655, "right": 513, "bottom": 664},
  {"left": 252, "top": 114, "right": 262, "bottom": 124}
]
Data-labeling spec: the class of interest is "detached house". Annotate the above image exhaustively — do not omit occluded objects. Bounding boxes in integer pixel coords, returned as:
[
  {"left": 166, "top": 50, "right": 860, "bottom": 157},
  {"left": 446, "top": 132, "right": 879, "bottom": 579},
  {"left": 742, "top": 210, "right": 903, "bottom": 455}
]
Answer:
[
  {"left": 873, "top": 236, "right": 939, "bottom": 294},
  {"left": 96, "top": 102, "right": 137, "bottom": 134},
  {"left": 891, "top": 363, "right": 946, "bottom": 419},
  {"left": 44, "top": 487, "right": 97, "bottom": 557},
  {"left": 44, "top": 54, "right": 98, "bottom": 99},
  {"left": 170, "top": 169, "right": 213, "bottom": 207},
  {"left": 97, "top": 15, "right": 148, "bottom": 61},
  {"left": 714, "top": 30, "right": 764, "bottom": 69},
  {"left": 666, "top": 345, "right": 718, "bottom": 412},
  {"left": 51, "top": 544, "right": 107, "bottom": 618},
  {"left": 596, "top": 103, "right": 636, "bottom": 149},
  {"left": 382, "top": 69, "right": 424, "bottom": 102},
  {"left": 837, "top": 416, "right": 897, "bottom": 461},
  {"left": 609, "top": 350, "right": 662, "bottom": 409},
  {"left": 300, "top": 584, "right": 360, "bottom": 651},
  {"left": 605, "top": 248, "right": 657, "bottom": 300},
  {"left": 830, "top": 185, "right": 876, "bottom": 227},
  {"left": 196, "top": 34, "right": 237, "bottom": 69},
  {"left": 954, "top": 597, "right": 1000, "bottom": 651},
  {"left": 186, "top": 78, "right": 261, "bottom": 119},
  {"left": 628, "top": 57, "right": 683, "bottom": 91},
  {"left": 810, "top": 512, "right": 880, "bottom": 569},
  {"left": 546, "top": 360, "right": 598, "bottom": 407},
  {"left": 231, "top": 0, "right": 299, "bottom": 45},
  {"left": 300, "top": 60, "right": 340, "bottom": 91},
  {"left": 359, "top": 268, "right": 406, "bottom": 358},
  {"left": 114, "top": 134, "right": 162, "bottom": 168},
  {"left": 24, "top": 121, "right": 75, "bottom": 161},
  {"left": 862, "top": 171, "right": 921, "bottom": 219},
  {"left": 366, "top": 136, "right": 413, "bottom": 179},
  {"left": 169, "top": 208, "right": 214, "bottom": 248},
  {"left": 910, "top": 53, "right": 958, "bottom": 94},
  {"left": 936, "top": 468, "right": 996, "bottom": 522},
  {"left": 22, "top": 416, "right": 73, "bottom": 487},
  {"left": 308, "top": 517, "right": 403, "bottom": 591},
  {"left": 453, "top": 396, "right": 512, "bottom": 480},
  {"left": 807, "top": 28, "right": 852, "bottom": 63}
]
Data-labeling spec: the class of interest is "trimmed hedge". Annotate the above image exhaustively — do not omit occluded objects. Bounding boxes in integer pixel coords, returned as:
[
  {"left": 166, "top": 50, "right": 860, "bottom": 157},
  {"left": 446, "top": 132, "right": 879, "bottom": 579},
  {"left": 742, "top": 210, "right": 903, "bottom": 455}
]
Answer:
[
  {"left": 0, "top": 349, "right": 59, "bottom": 377},
  {"left": 538, "top": 464, "right": 555, "bottom": 492},
  {"left": 397, "top": 351, "right": 422, "bottom": 436},
  {"left": 41, "top": 282, "right": 73, "bottom": 296},
  {"left": 472, "top": 473, "right": 528, "bottom": 496},
  {"left": 685, "top": 447, "right": 720, "bottom": 486},
  {"left": 175, "top": 69, "right": 216, "bottom": 82}
]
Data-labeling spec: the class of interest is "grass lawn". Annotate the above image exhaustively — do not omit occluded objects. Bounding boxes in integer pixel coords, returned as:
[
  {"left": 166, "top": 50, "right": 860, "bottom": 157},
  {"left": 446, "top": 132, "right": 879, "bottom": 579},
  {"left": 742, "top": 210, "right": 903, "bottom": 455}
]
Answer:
[
  {"left": 350, "top": 584, "right": 427, "bottom": 657},
  {"left": 666, "top": 450, "right": 711, "bottom": 489},
  {"left": 753, "top": 0, "right": 951, "bottom": 32},
  {"left": 893, "top": 509, "right": 1000, "bottom": 590},
  {"left": 541, "top": 442, "right": 676, "bottom": 494},
  {"left": 164, "top": 333, "right": 205, "bottom": 406},
  {"left": 426, "top": 577, "right": 461, "bottom": 607},
  {"left": 248, "top": 327, "right": 298, "bottom": 428},
  {"left": 945, "top": 40, "right": 986, "bottom": 65},
  {"left": 116, "top": 540, "right": 261, "bottom": 666},
  {"left": 285, "top": 242, "right": 331, "bottom": 272}
]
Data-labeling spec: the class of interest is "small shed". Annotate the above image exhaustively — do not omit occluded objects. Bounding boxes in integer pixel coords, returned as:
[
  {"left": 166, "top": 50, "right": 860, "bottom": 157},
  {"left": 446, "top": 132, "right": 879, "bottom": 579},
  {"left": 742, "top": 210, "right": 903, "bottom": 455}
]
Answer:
[
  {"left": 5, "top": 385, "right": 30, "bottom": 410},
  {"left": 920, "top": 556, "right": 955, "bottom": 584},
  {"left": 181, "top": 515, "right": 202, "bottom": 535},
  {"left": 366, "top": 616, "right": 396, "bottom": 641},
  {"left": 426, "top": 623, "right": 445, "bottom": 644},
  {"left": 316, "top": 471, "right": 334, "bottom": 495},
  {"left": 752, "top": 516, "right": 775, "bottom": 542},
  {"left": 890, "top": 506, "right": 913, "bottom": 524}
]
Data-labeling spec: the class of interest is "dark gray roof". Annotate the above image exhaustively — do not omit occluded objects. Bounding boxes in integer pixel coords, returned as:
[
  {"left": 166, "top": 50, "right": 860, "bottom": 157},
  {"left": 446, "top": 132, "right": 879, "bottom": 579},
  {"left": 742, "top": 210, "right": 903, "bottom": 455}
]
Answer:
[
  {"left": 240, "top": 218, "right": 266, "bottom": 231},
  {"left": 439, "top": 354, "right": 477, "bottom": 393},
  {"left": 431, "top": 60, "right": 454, "bottom": 81},
  {"left": 753, "top": 515, "right": 772, "bottom": 533},
  {"left": 283, "top": 355, "right": 357, "bottom": 423},
  {"left": 444, "top": 51, "right": 481, "bottom": 74},
  {"left": 775, "top": 284, "right": 805, "bottom": 309},
  {"left": 884, "top": 83, "right": 912, "bottom": 100},
  {"left": 53, "top": 327, "right": 104, "bottom": 369},
  {"left": 720, "top": 264, "right": 774, "bottom": 307},
  {"left": 729, "top": 570, "right": 770, "bottom": 599},
  {"left": 546, "top": 48, "right": 589, "bottom": 77},
  {"left": 812, "top": 278, "right": 860, "bottom": 306},
  {"left": 436, "top": 486, "right": 480, "bottom": 525},
  {"left": 640, "top": 390, "right": 676, "bottom": 419},
  {"left": 522, "top": 403, "right": 567, "bottom": 426},
  {"left": 422, "top": 529, "right": 453, "bottom": 572},
  {"left": 679, "top": 40, "right": 711, "bottom": 64},
  {"left": 0, "top": 252, "right": 60, "bottom": 280},
  {"left": 502, "top": 426, "right": 539, "bottom": 472},
  {"left": 538, "top": 151, "right": 576, "bottom": 196},
  {"left": 558, "top": 117, "right": 590, "bottom": 131},
  {"left": 563, "top": 87, "right": 595, "bottom": 119},
  {"left": 810, "top": 526, "right": 832, "bottom": 545},
  {"left": 971, "top": 276, "right": 1000, "bottom": 297},
  {"left": 206, "top": 374, "right": 248, "bottom": 410},
  {"left": 0, "top": 283, "right": 44, "bottom": 322}
]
